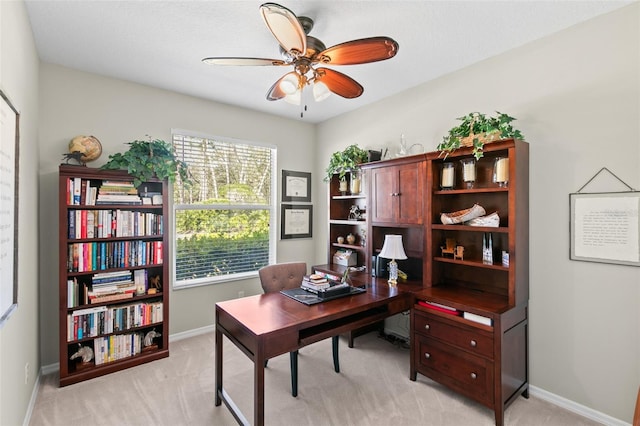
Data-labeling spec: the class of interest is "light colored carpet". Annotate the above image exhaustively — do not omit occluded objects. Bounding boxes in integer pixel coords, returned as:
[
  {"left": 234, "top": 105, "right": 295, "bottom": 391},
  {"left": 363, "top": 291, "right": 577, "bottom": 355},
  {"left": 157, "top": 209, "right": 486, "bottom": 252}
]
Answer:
[{"left": 30, "top": 331, "right": 599, "bottom": 426}]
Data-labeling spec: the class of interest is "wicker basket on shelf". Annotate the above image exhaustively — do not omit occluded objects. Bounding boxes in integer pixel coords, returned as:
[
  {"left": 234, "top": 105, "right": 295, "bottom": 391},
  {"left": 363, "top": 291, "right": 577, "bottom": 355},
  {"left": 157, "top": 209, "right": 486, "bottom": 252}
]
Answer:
[{"left": 458, "top": 129, "right": 501, "bottom": 147}]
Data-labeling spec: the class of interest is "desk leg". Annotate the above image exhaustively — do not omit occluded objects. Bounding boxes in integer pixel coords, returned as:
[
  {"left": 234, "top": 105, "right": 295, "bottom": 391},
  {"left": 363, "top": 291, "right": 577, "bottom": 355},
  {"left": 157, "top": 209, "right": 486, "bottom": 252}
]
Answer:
[
  {"left": 255, "top": 349, "right": 265, "bottom": 426},
  {"left": 215, "top": 326, "right": 222, "bottom": 406}
]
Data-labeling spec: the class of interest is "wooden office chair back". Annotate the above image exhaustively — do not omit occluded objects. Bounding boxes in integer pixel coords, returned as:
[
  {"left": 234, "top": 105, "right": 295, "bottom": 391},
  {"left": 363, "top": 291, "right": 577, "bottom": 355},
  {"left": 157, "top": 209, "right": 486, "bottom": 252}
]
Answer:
[{"left": 258, "top": 262, "right": 307, "bottom": 293}]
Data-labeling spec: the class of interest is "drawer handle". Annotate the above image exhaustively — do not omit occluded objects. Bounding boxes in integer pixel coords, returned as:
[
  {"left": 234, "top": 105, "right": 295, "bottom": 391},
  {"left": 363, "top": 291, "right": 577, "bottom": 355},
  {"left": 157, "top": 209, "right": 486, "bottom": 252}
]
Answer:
[
  {"left": 424, "top": 324, "right": 430, "bottom": 330},
  {"left": 424, "top": 353, "right": 431, "bottom": 359},
  {"left": 470, "top": 372, "right": 477, "bottom": 380},
  {"left": 470, "top": 340, "right": 477, "bottom": 347}
]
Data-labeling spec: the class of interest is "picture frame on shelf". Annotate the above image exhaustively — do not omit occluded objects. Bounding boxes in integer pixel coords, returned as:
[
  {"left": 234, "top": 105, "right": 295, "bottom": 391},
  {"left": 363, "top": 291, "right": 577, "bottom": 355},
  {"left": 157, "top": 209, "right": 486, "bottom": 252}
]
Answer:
[
  {"left": 281, "top": 204, "right": 312, "bottom": 239},
  {"left": 282, "top": 170, "right": 311, "bottom": 203},
  {"left": 570, "top": 191, "right": 640, "bottom": 266},
  {"left": 0, "top": 90, "right": 19, "bottom": 329}
]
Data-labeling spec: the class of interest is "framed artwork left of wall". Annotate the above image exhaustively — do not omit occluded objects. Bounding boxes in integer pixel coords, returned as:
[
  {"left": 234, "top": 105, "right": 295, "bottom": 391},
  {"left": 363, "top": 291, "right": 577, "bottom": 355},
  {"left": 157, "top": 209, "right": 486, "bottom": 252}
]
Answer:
[
  {"left": 0, "top": 90, "right": 20, "bottom": 329},
  {"left": 282, "top": 170, "right": 311, "bottom": 203}
]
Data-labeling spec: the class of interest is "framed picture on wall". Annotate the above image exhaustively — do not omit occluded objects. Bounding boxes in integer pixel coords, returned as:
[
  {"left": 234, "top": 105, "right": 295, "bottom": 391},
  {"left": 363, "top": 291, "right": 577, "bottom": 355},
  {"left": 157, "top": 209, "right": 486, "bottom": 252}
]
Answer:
[
  {"left": 281, "top": 204, "right": 312, "bottom": 239},
  {"left": 570, "top": 191, "right": 640, "bottom": 266},
  {"left": 0, "top": 89, "right": 20, "bottom": 329},
  {"left": 282, "top": 170, "right": 311, "bottom": 203}
]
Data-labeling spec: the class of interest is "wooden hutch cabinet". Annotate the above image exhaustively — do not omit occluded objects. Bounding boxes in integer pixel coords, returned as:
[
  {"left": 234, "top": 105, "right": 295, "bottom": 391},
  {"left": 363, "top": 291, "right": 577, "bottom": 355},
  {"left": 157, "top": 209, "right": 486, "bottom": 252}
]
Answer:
[
  {"left": 411, "top": 139, "right": 529, "bottom": 426},
  {"left": 324, "top": 140, "right": 529, "bottom": 425}
]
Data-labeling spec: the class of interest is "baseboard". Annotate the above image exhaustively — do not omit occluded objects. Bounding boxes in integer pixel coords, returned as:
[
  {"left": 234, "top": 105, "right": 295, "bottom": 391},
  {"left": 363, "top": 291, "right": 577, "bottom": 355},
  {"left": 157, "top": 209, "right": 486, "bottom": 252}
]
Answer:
[
  {"left": 168, "top": 324, "right": 215, "bottom": 342},
  {"left": 22, "top": 371, "right": 41, "bottom": 426},
  {"left": 529, "top": 385, "right": 629, "bottom": 426}
]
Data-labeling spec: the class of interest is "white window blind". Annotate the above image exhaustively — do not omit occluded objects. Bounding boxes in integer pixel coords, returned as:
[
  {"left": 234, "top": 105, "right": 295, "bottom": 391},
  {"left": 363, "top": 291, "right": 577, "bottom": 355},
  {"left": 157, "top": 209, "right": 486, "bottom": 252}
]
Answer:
[{"left": 172, "top": 132, "right": 276, "bottom": 288}]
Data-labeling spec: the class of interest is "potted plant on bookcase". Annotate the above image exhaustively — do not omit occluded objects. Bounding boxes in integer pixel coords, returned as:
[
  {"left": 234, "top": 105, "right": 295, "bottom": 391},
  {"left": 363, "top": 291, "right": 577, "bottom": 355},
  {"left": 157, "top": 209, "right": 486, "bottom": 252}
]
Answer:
[
  {"left": 437, "top": 111, "right": 525, "bottom": 160},
  {"left": 324, "top": 144, "right": 368, "bottom": 193},
  {"left": 101, "top": 136, "right": 192, "bottom": 187}
]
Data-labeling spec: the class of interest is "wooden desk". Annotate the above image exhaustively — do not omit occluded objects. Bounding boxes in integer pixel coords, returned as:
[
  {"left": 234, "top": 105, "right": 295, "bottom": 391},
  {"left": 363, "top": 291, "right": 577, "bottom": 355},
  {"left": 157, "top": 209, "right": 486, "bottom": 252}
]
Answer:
[{"left": 215, "top": 278, "right": 417, "bottom": 425}]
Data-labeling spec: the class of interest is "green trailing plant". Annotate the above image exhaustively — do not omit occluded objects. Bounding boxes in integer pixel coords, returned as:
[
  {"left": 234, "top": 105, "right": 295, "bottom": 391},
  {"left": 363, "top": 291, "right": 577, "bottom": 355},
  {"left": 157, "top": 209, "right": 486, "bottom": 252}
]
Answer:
[
  {"left": 101, "top": 137, "right": 192, "bottom": 187},
  {"left": 324, "top": 144, "right": 368, "bottom": 182},
  {"left": 437, "top": 111, "right": 525, "bottom": 159}
]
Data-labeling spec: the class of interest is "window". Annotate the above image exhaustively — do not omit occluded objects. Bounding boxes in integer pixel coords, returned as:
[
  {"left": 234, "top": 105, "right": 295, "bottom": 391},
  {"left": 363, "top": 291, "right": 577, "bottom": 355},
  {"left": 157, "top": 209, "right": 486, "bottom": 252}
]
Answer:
[{"left": 171, "top": 131, "right": 276, "bottom": 288}]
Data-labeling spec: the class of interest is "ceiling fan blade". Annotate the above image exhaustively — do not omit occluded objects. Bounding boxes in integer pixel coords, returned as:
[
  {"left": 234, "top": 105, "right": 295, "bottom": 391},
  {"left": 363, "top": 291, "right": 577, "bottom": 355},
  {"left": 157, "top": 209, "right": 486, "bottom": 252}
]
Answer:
[
  {"left": 266, "top": 74, "right": 289, "bottom": 101},
  {"left": 315, "top": 68, "right": 363, "bottom": 99},
  {"left": 316, "top": 37, "right": 399, "bottom": 65},
  {"left": 260, "top": 3, "right": 307, "bottom": 56},
  {"left": 202, "top": 57, "right": 286, "bottom": 66}
]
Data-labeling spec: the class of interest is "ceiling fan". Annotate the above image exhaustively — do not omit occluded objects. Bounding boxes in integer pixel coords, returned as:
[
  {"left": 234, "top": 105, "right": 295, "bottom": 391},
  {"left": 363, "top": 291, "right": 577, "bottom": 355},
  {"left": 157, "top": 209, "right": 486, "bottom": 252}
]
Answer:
[{"left": 202, "top": 2, "right": 399, "bottom": 107}]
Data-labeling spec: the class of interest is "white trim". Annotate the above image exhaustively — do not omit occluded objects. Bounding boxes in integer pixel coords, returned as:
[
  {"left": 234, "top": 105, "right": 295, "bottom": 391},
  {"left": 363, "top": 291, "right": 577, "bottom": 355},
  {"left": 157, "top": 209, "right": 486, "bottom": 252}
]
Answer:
[
  {"left": 168, "top": 324, "right": 215, "bottom": 342},
  {"left": 41, "top": 362, "right": 59, "bottom": 376},
  {"left": 21, "top": 371, "right": 41, "bottom": 426},
  {"left": 529, "top": 385, "right": 630, "bottom": 426}
]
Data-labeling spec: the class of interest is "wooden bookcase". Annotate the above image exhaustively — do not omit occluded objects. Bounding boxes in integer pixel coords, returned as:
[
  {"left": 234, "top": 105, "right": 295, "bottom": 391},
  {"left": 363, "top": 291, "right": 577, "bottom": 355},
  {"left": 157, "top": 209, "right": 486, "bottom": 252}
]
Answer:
[
  {"left": 411, "top": 139, "right": 529, "bottom": 426},
  {"left": 58, "top": 165, "right": 169, "bottom": 386}
]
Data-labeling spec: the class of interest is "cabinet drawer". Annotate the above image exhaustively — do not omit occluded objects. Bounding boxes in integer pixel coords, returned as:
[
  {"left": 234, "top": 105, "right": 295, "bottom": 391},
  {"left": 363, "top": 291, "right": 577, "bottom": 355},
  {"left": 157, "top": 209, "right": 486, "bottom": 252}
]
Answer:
[
  {"left": 414, "top": 334, "right": 494, "bottom": 406},
  {"left": 414, "top": 311, "right": 493, "bottom": 359}
]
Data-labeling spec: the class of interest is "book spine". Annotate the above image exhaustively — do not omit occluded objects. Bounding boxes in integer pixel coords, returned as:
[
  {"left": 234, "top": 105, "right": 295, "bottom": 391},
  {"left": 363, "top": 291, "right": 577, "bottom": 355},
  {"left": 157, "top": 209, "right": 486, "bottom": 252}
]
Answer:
[
  {"left": 73, "top": 177, "right": 81, "bottom": 205},
  {"left": 68, "top": 211, "right": 76, "bottom": 240}
]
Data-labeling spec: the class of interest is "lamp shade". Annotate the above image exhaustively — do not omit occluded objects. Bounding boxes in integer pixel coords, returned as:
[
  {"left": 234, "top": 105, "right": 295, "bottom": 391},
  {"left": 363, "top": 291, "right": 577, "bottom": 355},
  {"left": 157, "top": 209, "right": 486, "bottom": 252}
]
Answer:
[
  {"left": 313, "top": 81, "right": 331, "bottom": 101},
  {"left": 378, "top": 235, "right": 407, "bottom": 260}
]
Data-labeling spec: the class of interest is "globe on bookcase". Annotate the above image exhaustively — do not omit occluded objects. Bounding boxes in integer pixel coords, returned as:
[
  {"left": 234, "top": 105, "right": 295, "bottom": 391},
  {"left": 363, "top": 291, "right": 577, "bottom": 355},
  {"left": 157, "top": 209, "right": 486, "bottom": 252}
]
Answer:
[{"left": 66, "top": 135, "right": 102, "bottom": 164}]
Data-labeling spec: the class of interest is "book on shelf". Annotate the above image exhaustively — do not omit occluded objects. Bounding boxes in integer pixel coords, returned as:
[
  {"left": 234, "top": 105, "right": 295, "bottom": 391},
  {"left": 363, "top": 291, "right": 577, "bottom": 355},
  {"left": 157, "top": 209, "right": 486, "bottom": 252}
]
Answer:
[
  {"left": 418, "top": 300, "right": 462, "bottom": 316},
  {"left": 463, "top": 312, "right": 492, "bottom": 326},
  {"left": 302, "top": 280, "right": 349, "bottom": 294},
  {"left": 303, "top": 274, "right": 328, "bottom": 284},
  {"left": 301, "top": 281, "right": 330, "bottom": 292},
  {"left": 89, "top": 291, "right": 135, "bottom": 304}
]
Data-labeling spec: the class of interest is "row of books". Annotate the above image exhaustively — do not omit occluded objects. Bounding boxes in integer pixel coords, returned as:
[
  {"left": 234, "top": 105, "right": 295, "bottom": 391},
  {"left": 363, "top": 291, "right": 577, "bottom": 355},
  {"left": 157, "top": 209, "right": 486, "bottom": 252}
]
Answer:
[
  {"left": 68, "top": 209, "right": 163, "bottom": 240},
  {"left": 301, "top": 274, "right": 330, "bottom": 292},
  {"left": 418, "top": 300, "right": 493, "bottom": 326},
  {"left": 97, "top": 180, "right": 142, "bottom": 205},
  {"left": 68, "top": 272, "right": 155, "bottom": 310},
  {"left": 67, "top": 240, "right": 163, "bottom": 273},
  {"left": 66, "top": 178, "right": 143, "bottom": 206},
  {"left": 67, "top": 301, "right": 163, "bottom": 341},
  {"left": 92, "top": 332, "right": 145, "bottom": 365}
]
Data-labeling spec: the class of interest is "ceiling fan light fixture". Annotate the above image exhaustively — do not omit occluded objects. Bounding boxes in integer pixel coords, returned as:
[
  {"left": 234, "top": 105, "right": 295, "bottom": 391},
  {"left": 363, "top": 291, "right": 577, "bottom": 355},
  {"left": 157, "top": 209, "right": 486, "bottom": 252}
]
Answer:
[
  {"left": 313, "top": 81, "right": 331, "bottom": 102},
  {"left": 283, "top": 89, "right": 301, "bottom": 105},
  {"left": 279, "top": 72, "right": 300, "bottom": 94}
]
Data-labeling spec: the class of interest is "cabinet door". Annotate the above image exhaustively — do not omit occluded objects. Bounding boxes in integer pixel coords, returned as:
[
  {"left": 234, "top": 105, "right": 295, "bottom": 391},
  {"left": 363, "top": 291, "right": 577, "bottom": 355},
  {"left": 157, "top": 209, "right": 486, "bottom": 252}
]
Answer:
[
  {"left": 397, "top": 163, "right": 423, "bottom": 224},
  {"left": 370, "top": 162, "right": 423, "bottom": 225},
  {"left": 369, "top": 166, "right": 396, "bottom": 223}
]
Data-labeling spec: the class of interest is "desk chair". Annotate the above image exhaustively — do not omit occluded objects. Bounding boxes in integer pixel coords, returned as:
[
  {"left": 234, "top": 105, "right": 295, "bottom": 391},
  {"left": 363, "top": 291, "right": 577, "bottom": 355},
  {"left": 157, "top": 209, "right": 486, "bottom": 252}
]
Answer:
[{"left": 258, "top": 262, "right": 340, "bottom": 397}]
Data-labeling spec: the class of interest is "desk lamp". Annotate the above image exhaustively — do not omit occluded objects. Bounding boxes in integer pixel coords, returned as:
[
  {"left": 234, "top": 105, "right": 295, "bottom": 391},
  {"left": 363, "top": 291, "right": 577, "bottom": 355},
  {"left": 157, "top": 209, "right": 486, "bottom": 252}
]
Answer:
[{"left": 378, "top": 235, "right": 407, "bottom": 286}]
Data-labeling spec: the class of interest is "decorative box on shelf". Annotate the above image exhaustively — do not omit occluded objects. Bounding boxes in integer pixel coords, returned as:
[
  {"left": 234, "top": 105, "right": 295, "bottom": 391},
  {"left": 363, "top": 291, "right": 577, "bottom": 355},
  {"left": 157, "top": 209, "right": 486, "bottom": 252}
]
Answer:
[{"left": 333, "top": 249, "right": 356, "bottom": 266}]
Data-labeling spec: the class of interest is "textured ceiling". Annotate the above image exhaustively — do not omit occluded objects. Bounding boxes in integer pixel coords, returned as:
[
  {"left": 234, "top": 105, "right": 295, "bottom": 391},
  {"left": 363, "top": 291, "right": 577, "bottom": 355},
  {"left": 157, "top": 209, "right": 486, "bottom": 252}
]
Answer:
[{"left": 25, "top": 0, "right": 634, "bottom": 123}]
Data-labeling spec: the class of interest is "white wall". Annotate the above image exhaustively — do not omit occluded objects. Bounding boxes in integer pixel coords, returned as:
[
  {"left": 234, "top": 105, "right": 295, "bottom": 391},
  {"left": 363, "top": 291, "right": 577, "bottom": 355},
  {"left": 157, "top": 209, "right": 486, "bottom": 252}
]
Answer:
[
  {"left": 316, "top": 4, "right": 640, "bottom": 423},
  {"left": 0, "top": 1, "right": 41, "bottom": 425},
  {"left": 38, "top": 64, "right": 317, "bottom": 365}
]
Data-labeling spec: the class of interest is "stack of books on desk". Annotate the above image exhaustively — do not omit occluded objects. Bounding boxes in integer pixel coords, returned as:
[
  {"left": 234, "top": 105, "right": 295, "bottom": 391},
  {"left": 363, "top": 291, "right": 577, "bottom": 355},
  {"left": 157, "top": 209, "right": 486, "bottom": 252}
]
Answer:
[{"left": 301, "top": 274, "right": 330, "bottom": 293}]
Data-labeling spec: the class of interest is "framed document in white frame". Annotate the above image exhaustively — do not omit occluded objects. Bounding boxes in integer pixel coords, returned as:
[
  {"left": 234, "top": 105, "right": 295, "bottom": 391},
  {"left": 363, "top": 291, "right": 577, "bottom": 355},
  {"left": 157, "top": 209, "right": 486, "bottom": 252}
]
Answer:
[
  {"left": 570, "top": 191, "right": 640, "bottom": 266},
  {"left": 0, "top": 90, "right": 19, "bottom": 328},
  {"left": 281, "top": 204, "right": 312, "bottom": 239},
  {"left": 282, "top": 170, "right": 311, "bottom": 203}
]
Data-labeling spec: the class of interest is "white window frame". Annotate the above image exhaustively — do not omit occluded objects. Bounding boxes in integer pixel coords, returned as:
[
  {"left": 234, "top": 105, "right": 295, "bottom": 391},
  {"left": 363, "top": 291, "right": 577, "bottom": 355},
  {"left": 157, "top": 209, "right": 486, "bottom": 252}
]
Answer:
[{"left": 170, "top": 129, "right": 277, "bottom": 289}]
